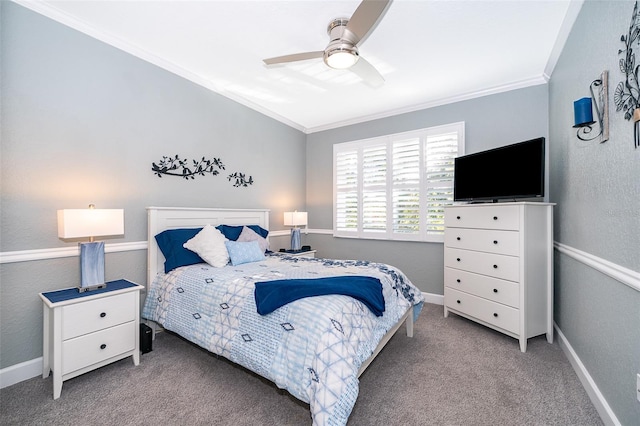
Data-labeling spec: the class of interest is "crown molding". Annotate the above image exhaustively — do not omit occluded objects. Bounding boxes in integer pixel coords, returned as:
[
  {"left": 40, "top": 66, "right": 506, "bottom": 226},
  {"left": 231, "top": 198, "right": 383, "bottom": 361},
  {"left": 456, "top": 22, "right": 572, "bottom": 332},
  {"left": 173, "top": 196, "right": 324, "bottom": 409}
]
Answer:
[
  {"left": 544, "top": 0, "right": 584, "bottom": 79},
  {"left": 304, "top": 76, "right": 548, "bottom": 134},
  {"left": 13, "top": 1, "right": 557, "bottom": 136},
  {"left": 12, "top": 0, "right": 306, "bottom": 133}
]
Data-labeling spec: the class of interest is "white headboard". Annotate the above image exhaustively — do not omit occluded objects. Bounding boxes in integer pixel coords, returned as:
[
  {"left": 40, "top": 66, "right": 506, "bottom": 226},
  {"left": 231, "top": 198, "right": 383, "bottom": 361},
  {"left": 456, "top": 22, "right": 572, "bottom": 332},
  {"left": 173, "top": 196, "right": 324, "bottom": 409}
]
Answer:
[{"left": 146, "top": 207, "right": 270, "bottom": 288}]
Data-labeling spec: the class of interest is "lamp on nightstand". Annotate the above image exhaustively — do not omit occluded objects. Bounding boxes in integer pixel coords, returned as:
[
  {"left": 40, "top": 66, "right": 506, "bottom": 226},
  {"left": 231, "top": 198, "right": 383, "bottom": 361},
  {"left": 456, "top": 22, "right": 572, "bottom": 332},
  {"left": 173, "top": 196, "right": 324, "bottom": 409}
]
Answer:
[
  {"left": 57, "top": 205, "right": 124, "bottom": 292},
  {"left": 284, "top": 211, "right": 307, "bottom": 251}
]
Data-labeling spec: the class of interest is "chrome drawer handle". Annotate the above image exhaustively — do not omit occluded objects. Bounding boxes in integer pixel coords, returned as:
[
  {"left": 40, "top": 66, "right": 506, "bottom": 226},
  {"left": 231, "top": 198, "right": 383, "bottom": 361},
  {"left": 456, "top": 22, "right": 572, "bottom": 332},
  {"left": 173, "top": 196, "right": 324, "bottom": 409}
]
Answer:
[
  {"left": 100, "top": 312, "right": 106, "bottom": 318},
  {"left": 100, "top": 344, "right": 107, "bottom": 350}
]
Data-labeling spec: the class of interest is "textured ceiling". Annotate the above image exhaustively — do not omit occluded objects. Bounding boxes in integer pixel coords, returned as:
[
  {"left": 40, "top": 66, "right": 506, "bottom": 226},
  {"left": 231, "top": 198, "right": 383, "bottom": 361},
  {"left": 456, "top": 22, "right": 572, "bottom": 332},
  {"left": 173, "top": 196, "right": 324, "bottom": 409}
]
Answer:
[{"left": 17, "top": 0, "right": 581, "bottom": 133}]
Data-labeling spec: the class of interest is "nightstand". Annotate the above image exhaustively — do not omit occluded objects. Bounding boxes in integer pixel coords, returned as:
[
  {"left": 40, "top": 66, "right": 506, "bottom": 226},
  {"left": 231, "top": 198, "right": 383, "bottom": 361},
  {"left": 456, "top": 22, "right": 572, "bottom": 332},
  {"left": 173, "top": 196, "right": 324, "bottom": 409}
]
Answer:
[
  {"left": 276, "top": 249, "right": 317, "bottom": 258},
  {"left": 40, "top": 279, "right": 143, "bottom": 399}
]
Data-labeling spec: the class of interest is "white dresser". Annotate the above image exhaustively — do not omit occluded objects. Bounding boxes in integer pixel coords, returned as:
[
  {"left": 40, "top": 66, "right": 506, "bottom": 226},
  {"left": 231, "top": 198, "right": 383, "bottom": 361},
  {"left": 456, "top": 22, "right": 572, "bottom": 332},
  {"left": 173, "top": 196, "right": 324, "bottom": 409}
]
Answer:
[
  {"left": 443, "top": 202, "right": 554, "bottom": 352},
  {"left": 40, "top": 280, "right": 143, "bottom": 399}
]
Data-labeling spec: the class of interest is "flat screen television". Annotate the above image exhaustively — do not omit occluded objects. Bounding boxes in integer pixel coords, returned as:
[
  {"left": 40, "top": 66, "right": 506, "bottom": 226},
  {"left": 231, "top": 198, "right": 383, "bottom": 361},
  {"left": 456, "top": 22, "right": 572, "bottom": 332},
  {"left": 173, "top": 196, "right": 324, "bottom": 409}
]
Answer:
[{"left": 453, "top": 137, "right": 545, "bottom": 202}]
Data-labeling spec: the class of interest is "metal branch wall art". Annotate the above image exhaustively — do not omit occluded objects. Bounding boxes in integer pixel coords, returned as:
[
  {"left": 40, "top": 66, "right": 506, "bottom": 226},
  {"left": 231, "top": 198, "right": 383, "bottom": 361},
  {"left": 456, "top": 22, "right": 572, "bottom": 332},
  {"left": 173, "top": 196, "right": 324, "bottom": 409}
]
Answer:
[
  {"left": 616, "top": 0, "right": 640, "bottom": 148},
  {"left": 152, "top": 155, "right": 254, "bottom": 187}
]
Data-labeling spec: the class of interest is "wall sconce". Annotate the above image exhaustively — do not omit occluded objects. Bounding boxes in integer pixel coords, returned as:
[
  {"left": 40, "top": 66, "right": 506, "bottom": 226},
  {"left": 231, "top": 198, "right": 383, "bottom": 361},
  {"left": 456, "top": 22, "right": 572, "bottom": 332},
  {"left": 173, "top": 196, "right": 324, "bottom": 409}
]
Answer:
[
  {"left": 573, "top": 70, "right": 609, "bottom": 143},
  {"left": 57, "top": 205, "right": 124, "bottom": 292},
  {"left": 284, "top": 211, "right": 307, "bottom": 251}
]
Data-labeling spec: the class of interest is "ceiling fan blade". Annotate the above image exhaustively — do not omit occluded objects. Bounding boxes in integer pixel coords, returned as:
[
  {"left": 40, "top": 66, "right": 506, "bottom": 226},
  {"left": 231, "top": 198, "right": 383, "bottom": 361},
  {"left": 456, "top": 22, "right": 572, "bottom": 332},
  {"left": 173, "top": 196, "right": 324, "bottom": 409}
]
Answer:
[
  {"left": 343, "top": 0, "right": 392, "bottom": 46},
  {"left": 263, "top": 51, "right": 324, "bottom": 65},
  {"left": 350, "top": 56, "right": 384, "bottom": 87}
]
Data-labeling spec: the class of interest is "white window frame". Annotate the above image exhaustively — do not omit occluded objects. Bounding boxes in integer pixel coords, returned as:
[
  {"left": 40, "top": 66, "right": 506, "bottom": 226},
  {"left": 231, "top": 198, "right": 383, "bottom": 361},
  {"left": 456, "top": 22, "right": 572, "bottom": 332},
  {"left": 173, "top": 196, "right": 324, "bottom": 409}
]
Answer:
[{"left": 333, "top": 122, "right": 465, "bottom": 243}]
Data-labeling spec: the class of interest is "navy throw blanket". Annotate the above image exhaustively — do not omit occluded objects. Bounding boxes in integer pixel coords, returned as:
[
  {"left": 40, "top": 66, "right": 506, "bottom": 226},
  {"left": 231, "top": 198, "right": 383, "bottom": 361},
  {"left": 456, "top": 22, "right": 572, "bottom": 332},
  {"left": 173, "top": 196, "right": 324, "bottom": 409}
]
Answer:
[{"left": 254, "top": 276, "right": 385, "bottom": 316}]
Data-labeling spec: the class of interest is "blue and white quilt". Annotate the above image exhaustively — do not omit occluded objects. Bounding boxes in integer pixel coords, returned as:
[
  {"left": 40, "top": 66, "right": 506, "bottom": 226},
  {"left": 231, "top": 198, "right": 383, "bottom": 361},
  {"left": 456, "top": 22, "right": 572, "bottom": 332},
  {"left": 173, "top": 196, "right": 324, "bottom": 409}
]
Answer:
[{"left": 142, "top": 254, "right": 424, "bottom": 425}]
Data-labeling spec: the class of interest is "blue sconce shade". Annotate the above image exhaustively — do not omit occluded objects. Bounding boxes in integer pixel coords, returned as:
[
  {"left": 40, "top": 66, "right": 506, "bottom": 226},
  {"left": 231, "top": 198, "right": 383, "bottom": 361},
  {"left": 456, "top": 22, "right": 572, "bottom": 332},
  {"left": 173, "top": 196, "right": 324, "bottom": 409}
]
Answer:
[{"left": 573, "top": 97, "right": 594, "bottom": 127}]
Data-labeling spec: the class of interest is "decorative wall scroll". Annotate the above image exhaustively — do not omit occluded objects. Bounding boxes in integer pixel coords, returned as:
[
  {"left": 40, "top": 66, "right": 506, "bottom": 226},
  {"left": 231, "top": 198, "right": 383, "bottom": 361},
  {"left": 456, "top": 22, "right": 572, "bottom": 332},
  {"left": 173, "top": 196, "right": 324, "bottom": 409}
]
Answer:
[
  {"left": 616, "top": 0, "right": 640, "bottom": 148},
  {"left": 152, "top": 155, "right": 254, "bottom": 187}
]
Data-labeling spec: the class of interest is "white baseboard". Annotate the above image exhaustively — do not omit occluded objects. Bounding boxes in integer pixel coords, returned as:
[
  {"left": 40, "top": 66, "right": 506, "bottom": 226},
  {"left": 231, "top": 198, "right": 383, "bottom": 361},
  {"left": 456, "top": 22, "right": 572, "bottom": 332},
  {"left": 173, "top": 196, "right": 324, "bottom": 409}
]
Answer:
[
  {"left": 0, "top": 357, "right": 42, "bottom": 389},
  {"left": 423, "top": 291, "right": 444, "bottom": 305},
  {"left": 554, "top": 324, "right": 620, "bottom": 426}
]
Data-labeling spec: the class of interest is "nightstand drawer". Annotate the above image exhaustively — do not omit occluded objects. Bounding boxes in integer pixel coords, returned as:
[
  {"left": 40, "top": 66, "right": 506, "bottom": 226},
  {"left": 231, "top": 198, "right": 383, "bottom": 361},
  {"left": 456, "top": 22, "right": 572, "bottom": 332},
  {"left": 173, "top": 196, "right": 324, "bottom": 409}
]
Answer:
[
  {"left": 62, "top": 292, "right": 136, "bottom": 339},
  {"left": 445, "top": 228, "right": 519, "bottom": 255},
  {"left": 62, "top": 321, "right": 136, "bottom": 375},
  {"left": 445, "top": 287, "right": 519, "bottom": 334},
  {"left": 445, "top": 267, "right": 520, "bottom": 308},
  {"left": 445, "top": 248, "right": 520, "bottom": 282},
  {"left": 445, "top": 206, "right": 520, "bottom": 230}
]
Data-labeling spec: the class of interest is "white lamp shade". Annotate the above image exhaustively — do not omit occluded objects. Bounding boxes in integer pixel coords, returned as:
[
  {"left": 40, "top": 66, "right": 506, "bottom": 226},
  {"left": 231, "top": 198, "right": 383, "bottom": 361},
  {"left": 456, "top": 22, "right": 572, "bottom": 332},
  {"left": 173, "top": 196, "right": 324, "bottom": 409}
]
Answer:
[
  {"left": 283, "top": 211, "right": 308, "bottom": 227},
  {"left": 57, "top": 209, "right": 124, "bottom": 239}
]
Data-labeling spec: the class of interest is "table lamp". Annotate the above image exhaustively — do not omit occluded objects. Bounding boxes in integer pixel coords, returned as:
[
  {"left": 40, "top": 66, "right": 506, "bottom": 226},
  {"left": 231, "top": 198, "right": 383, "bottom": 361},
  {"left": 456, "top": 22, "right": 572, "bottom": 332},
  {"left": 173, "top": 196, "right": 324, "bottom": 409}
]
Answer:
[
  {"left": 283, "top": 211, "right": 307, "bottom": 251},
  {"left": 57, "top": 205, "right": 124, "bottom": 292}
]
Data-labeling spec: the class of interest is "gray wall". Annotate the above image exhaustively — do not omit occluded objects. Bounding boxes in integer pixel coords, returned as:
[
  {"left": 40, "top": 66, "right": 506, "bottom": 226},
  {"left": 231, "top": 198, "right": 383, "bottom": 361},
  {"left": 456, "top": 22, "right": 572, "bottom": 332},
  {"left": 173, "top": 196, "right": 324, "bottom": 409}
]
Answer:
[
  {"left": 548, "top": 1, "right": 640, "bottom": 424},
  {"left": 0, "top": 2, "right": 305, "bottom": 368},
  {"left": 306, "top": 85, "right": 549, "bottom": 294}
]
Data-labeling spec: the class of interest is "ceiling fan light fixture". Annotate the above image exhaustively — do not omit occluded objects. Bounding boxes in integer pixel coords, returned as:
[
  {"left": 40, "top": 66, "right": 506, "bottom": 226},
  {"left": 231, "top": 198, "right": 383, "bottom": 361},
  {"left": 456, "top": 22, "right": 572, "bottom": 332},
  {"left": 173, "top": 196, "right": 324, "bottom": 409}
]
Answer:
[{"left": 324, "top": 48, "right": 359, "bottom": 69}]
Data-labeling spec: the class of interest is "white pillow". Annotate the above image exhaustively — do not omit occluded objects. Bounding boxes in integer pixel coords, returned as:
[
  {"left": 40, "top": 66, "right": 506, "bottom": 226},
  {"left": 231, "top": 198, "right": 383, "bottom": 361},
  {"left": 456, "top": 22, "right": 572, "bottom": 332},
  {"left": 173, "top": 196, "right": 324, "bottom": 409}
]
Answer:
[
  {"left": 236, "top": 225, "right": 270, "bottom": 252},
  {"left": 183, "top": 224, "right": 229, "bottom": 268}
]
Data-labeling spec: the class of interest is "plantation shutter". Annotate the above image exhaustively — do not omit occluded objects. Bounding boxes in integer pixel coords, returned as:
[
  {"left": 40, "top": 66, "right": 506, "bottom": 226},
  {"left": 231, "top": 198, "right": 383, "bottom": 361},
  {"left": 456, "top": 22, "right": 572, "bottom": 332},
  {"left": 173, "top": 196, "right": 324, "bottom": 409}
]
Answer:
[
  {"left": 362, "top": 144, "right": 387, "bottom": 233},
  {"left": 334, "top": 122, "right": 464, "bottom": 242},
  {"left": 392, "top": 138, "right": 421, "bottom": 235},
  {"left": 335, "top": 148, "right": 358, "bottom": 233},
  {"left": 424, "top": 131, "right": 461, "bottom": 235}
]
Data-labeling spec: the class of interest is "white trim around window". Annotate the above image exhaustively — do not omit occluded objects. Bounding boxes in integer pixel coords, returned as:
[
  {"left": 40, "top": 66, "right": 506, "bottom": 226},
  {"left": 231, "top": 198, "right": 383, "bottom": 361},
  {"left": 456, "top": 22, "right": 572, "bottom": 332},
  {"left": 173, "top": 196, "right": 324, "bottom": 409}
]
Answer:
[{"left": 333, "top": 122, "right": 465, "bottom": 243}]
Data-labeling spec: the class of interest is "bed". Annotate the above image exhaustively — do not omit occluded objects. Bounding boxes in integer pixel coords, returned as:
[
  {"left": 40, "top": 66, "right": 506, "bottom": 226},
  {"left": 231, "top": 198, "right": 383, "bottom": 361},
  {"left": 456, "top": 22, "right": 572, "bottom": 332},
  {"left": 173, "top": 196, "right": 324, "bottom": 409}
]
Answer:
[{"left": 142, "top": 207, "right": 424, "bottom": 425}]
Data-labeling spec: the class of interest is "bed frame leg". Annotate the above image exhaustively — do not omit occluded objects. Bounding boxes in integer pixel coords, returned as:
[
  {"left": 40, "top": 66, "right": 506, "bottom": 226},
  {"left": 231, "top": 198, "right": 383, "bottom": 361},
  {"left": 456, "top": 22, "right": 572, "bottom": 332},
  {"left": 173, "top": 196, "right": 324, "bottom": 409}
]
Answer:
[{"left": 406, "top": 307, "right": 414, "bottom": 338}]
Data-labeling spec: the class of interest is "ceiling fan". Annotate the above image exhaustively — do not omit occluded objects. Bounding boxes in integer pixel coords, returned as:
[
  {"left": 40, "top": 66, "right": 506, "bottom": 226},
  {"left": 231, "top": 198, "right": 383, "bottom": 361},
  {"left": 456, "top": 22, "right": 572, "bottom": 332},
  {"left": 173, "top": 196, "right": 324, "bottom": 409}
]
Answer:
[{"left": 263, "top": 0, "right": 392, "bottom": 87}]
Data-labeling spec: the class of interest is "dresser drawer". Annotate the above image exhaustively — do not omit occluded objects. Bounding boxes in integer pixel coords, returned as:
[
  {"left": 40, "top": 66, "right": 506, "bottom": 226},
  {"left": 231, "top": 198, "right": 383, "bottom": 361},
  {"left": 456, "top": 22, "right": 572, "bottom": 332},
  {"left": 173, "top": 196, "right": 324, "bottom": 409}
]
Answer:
[
  {"left": 62, "top": 321, "right": 136, "bottom": 375},
  {"left": 445, "top": 206, "right": 520, "bottom": 230},
  {"left": 445, "top": 287, "right": 519, "bottom": 334},
  {"left": 62, "top": 292, "right": 136, "bottom": 339},
  {"left": 445, "top": 228, "right": 519, "bottom": 256},
  {"left": 445, "top": 248, "right": 520, "bottom": 282},
  {"left": 445, "top": 267, "right": 520, "bottom": 308}
]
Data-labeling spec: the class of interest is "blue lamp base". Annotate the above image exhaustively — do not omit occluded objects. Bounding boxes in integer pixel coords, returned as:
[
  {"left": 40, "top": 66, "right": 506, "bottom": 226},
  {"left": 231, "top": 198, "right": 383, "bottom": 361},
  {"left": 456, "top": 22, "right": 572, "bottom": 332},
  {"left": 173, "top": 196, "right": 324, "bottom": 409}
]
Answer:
[
  {"left": 79, "top": 241, "right": 107, "bottom": 292},
  {"left": 290, "top": 228, "right": 302, "bottom": 251}
]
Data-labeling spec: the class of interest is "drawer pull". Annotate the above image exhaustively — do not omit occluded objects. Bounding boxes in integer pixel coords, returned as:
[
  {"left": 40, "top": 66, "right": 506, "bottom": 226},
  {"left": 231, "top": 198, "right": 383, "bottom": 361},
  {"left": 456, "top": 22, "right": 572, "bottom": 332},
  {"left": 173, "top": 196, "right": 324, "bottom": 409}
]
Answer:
[
  {"left": 493, "top": 240, "right": 498, "bottom": 245},
  {"left": 457, "top": 258, "right": 461, "bottom": 262},
  {"left": 456, "top": 279, "right": 461, "bottom": 283},
  {"left": 456, "top": 216, "right": 461, "bottom": 220},
  {"left": 493, "top": 288, "right": 498, "bottom": 293},
  {"left": 493, "top": 313, "right": 498, "bottom": 317},
  {"left": 100, "top": 312, "right": 106, "bottom": 318},
  {"left": 456, "top": 300, "right": 461, "bottom": 304},
  {"left": 100, "top": 344, "right": 107, "bottom": 350},
  {"left": 493, "top": 216, "right": 498, "bottom": 220},
  {"left": 456, "top": 237, "right": 461, "bottom": 241},
  {"left": 493, "top": 264, "right": 498, "bottom": 269}
]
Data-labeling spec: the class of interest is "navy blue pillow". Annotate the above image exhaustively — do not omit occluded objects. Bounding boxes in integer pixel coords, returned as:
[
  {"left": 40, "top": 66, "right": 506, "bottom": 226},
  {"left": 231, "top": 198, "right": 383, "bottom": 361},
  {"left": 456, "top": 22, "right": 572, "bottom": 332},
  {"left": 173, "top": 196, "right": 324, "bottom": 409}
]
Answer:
[
  {"left": 155, "top": 228, "right": 204, "bottom": 273},
  {"left": 215, "top": 225, "right": 268, "bottom": 241}
]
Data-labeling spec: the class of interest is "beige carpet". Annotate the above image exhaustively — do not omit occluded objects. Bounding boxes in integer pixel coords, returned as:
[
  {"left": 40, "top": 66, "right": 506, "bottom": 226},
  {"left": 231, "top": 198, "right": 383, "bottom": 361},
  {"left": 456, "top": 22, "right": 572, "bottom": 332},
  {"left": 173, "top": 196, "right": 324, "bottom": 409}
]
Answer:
[{"left": 1, "top": 303, "right": 602, "bottom": 425}]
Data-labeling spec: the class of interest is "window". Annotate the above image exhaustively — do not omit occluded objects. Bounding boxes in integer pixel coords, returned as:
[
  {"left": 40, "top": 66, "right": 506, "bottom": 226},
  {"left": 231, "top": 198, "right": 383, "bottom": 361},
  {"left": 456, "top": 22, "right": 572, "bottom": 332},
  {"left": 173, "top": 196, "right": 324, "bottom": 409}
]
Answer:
[{"left": 333, "top": 122, "right": 464, "bottom": 242}]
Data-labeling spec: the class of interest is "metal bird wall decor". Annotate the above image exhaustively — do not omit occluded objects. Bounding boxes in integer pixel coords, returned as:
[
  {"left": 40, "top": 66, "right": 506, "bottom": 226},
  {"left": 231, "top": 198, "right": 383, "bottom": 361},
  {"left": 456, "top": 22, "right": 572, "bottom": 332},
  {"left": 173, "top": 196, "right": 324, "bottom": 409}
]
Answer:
[{"left": 152, "top": 155, "right": 254, "bottom": 187}]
